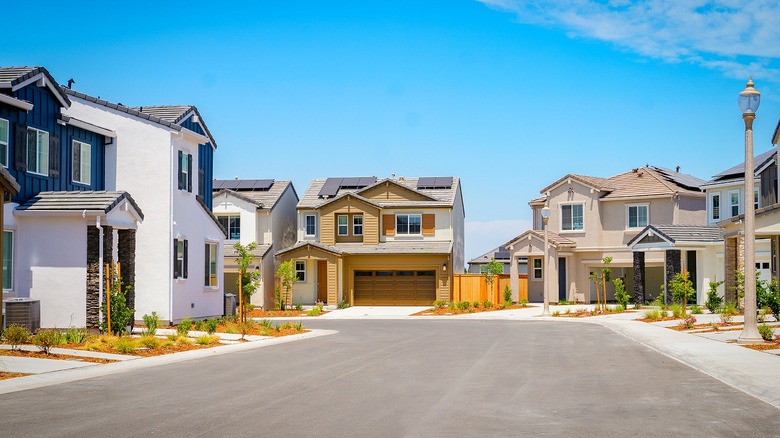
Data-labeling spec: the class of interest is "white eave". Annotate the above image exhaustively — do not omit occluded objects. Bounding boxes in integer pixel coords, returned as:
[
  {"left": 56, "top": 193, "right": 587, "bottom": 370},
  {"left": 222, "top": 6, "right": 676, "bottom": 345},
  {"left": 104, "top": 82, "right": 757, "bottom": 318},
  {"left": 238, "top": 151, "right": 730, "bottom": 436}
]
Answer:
[
  {"left": 178, "top": 127, "right": 210, "bottom": 145},
  {"left": 60, "top": 114, "right": 116, "bottom": 138},
  {"left": 0, "top": 93, "right": 33, "bottom": 111},
  {"left": 10, "top": 73, "right": 69, "bottom": 108}
]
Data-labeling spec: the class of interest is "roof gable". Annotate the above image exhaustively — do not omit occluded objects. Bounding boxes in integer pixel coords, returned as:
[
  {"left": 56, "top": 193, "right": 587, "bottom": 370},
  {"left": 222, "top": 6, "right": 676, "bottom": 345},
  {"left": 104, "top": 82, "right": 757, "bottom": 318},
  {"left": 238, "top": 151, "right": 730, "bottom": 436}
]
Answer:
[
  {"left": 358, "top": 178, "right": 436, "bottom": 203},
  {"left": 0, "top": 66, "right": 70, "bottom": 108},
  {"left": 134, "top": 106, "right": 218, "bottom": 149},
  {"left": 539, "top": 174, "right": 615, "bottom": 195}
]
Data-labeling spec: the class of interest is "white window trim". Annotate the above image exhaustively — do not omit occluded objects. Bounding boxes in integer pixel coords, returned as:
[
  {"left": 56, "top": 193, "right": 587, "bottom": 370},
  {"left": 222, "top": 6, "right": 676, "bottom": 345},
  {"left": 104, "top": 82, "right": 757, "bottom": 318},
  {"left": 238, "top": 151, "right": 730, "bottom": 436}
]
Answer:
[
  {"left": 217, "top": 214, "right": 241, "bottom": 241},
  {"left": 0, "top": 118, "right": 8, "bottom": 168},
  {"left": 396, "top": 213, "right": 422, "bottom": 235},
  {"left": 72, "top": 139, "right": 91, "bottom": 185},
  {"left": 754, "top": 187, "right": 760, "bottom": 210},
  {"left": 626, "top": 203, "right": 649, "bottom": 229},
  {"left": 337, "top": 214, "right": 349, "bottom": 236},
  {"left": 295, "top": 260, "right": 306, "bottom": 283},
  {"left": 559, "top": 202, "right": 585, "bottom": 233},
  {"left": 304, "top": 214, "right": 317, "bottom": 237},
  {"left": 710, "top": 192, "right": 721, "bottom": 221},
  {"left": 27, "top": 127, "right": 49, "bottom": 177},
  {"left": 729, "top": 189, "right": 740, "bottom": 217},
  {"left": 353, "top": 214, "right": 363, "bottom": 236},
  {"left": 180, "top": 153, "right": 189, "bottom": 192},
  {"left": 205, "top": 240, "right": 219, "bottom": 289},
  {"left": 3, "top": 229, "right": 13, "bottom": 291},
  {"left": 531, "top": 258, "right": 543, "bottom": 281},
  {"left": 175, "top": 239, "right": 187, "bottom": 281}
]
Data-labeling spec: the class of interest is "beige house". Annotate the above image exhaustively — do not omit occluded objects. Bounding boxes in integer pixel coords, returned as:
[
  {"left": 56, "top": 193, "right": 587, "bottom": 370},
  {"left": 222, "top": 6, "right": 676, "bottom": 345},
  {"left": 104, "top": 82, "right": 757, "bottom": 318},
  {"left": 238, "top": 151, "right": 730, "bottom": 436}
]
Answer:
[
  {"left": 505, "top": 166, "right": 706, "bottom": 304},
  {"left": 276, "top": 176, "right": 464, "bottom": 307},
  {"left": 212, "top": 179, "right": 298, "bottom": 309}
]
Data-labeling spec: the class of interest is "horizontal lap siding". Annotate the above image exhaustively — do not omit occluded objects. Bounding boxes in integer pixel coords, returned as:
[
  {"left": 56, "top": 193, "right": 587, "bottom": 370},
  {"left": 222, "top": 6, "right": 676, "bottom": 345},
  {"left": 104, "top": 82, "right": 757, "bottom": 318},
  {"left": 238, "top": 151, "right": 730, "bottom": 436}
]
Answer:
[
  {"left": 319, "top": 197, "right": 380, "bottom": 245},
  {"left": 361, "top": 182, "right": 429, "bottom": 202}
]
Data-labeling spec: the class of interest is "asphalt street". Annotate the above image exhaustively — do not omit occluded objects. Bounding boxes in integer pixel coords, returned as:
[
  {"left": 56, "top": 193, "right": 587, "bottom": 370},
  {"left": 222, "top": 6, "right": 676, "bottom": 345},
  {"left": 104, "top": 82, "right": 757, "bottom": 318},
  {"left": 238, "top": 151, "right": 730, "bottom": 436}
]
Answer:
[{"left": 1, "top": 319, "right": 778, "bottom": 437}]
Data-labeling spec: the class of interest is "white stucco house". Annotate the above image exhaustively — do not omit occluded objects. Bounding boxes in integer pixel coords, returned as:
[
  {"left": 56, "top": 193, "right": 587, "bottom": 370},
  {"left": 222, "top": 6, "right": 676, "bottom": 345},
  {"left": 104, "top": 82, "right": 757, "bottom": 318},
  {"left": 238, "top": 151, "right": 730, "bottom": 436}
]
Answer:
[
  {"left": 62, "top": 89, "right": 226, "bottom": 325},
  {"left": 212, "top": 179, "right": 298, "bottom": 309}
]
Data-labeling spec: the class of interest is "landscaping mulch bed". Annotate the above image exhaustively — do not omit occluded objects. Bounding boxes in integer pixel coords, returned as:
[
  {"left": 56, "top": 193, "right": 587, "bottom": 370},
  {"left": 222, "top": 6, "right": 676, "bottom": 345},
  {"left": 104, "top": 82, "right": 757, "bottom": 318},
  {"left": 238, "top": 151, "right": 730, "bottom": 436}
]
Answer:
[
  {"left": 741, "top": 342, "right": 780, "bottom": 351},
  {"left": 128, "top": 343, "right": 214, "bottom": 357},
  {"left": 246, "top": 309, "right": 327, "bottom": 318},
  {"left": 214, "top": 324, "right": 309, "bottom": 337},
  {"left": 0, "top": 372, "right": 30, "bottom": 380},
  {"left": 413, "top": 304, "right": 533, "bottom": 316},
  {"left": 0, "top": 349, "right": 117, "bottom": 364}
]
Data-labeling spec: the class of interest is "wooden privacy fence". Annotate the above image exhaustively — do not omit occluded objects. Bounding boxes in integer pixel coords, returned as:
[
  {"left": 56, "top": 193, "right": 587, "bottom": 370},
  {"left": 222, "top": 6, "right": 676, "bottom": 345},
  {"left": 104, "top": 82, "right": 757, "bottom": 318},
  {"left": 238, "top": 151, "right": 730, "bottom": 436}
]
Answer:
[{"left": 452, "top": 274, "right": 528, "bottom": 304}]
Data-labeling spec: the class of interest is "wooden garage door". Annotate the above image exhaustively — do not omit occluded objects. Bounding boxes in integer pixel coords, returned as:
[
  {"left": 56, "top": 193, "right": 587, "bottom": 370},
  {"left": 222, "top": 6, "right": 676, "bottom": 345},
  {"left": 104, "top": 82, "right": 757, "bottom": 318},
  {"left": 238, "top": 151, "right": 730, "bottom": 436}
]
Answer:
[{"left": 354, "top": 270, "right": 436, "bottom": 306}]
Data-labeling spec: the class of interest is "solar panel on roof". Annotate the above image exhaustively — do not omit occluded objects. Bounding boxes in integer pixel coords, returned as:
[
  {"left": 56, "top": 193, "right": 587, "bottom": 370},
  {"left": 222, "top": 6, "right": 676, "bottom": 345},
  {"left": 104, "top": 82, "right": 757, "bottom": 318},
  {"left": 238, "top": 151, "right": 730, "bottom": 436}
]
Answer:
[
  {"left": 417, "top": 176, "right": 453, "bottom": 189},
  {"left": 434, "top": 177, "right": 453, "bottom": 188},
  {"left": 494, "top": 247, "right": 510, "bottom": 259},
  {"left": 251, "top": 179, "right": 274, "bottom": 190},
  {"left": 341, "top": 177, "right": 360, "bottom": 187},
  {"left": 358, "top": 177, "right": 377, "bottom": 186},
  {"left": 417, "top": 177, "right": 436, "bottom": 187},
  {"left": 318, "top": 178, "right": 342, "bottom": 197}
]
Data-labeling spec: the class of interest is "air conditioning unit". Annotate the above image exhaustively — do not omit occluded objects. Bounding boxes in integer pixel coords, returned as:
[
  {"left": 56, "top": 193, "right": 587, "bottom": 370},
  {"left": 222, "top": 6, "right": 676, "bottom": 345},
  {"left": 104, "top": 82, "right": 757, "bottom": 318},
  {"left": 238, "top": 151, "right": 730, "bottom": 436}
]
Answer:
[{"left": 4, "top": 298, "right": 40, "bottom": 332}]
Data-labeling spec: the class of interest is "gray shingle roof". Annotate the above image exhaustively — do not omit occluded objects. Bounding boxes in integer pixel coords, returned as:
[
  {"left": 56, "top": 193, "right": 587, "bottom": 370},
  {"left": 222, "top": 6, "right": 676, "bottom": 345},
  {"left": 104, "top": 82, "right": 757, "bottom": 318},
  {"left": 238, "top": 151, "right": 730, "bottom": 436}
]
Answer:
[
  {"left": 504, "top": 230, "right": 576, "bottom": 249},
  {"left": 16, "top": 191, "right": 143, "bottom": 219},
  {"left": 711, "top": 148, "right": 776, "bottom": 180},
  {"left": 0, "top": 66, "right": 71, "bottom": 107},
  {"left": 133, "top": 105, "right": 218, "bottom": 149},
  {"left": 213, "top": 180, "right": 293, "bottom": 210},
  {"left": 627, "top": 224, "right": 723, "bottom": 247},
  {"left": 468, "top": 245, "right": 517, "bottom": 264},
  {"left": 652, "top": 167, "right": 708, "bottom": 190},
  {"left": 298, "top": 177, "right": 460, "bottom": 209},
  {"left": 0, "top": 166, "right": 20, "bottom": 195},
  {"left": 62, "top": 88, "right": 183, "bottom": 132},
  {"left": 276, "top": 241, "right": 343, "bottom": 257}
]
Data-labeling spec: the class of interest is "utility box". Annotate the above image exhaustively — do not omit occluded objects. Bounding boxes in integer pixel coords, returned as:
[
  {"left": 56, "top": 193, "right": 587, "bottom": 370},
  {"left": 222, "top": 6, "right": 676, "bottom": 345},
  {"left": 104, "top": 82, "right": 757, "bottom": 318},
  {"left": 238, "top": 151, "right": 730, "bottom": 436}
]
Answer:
[
  {"left": 4, "top": 298, "right": 41, "bottom": 332},
  {"left": 224, "top": 293, "right": 237, "bottom": 316}
]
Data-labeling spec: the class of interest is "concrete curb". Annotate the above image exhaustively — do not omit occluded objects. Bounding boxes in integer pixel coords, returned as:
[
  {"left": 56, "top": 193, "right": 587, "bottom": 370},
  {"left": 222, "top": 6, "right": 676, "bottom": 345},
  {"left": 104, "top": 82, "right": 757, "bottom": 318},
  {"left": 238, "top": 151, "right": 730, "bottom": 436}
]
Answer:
[{"left": 0, "top": 329, "right": 336, "bottom": 395}]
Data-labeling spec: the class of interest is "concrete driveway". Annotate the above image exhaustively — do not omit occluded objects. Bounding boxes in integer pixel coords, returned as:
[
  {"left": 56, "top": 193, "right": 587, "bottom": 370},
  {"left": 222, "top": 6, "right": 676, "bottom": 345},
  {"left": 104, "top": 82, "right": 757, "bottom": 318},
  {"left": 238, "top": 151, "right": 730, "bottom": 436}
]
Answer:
[{"left": 1, "top": 319, "right": 778, "bottom": 437}]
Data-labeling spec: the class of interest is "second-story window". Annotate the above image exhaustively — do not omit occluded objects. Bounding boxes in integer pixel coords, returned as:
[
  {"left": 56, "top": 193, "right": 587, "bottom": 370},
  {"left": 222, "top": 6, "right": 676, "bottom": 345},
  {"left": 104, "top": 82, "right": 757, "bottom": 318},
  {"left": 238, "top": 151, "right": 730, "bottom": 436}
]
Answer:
[
  {"left": 627, "top": 205, "right": 648, "bottom": 229},
  {"left": 217, "top": 215, "right": 240, "bottom": 240},
  {"left": 27, "top": 127, "right": 49, "bottom": 176},
  {"left": 711, "top": 193, "right": 720, "bottom": 221},
  {"left": 560, "top": 204, "right": 583, "bottom": 231},
  {"left": 305, "top": 214, "right": 316, "bottom": 236},
  {"left": 730, "top": 190, "right": 739, "bottom": 217},
  {"left": 755, "top": 187, "right": 760, "bottom": 210},
  {"left": 0, "top": 118, "right": 8, "bottom": 167},
  {"left": 396, "top": 214, "right": 422, "bottom": 235},
  {"left": 72, "top": 140, "right": 91, "bottom": 185},
  {"left": 353, "top": 215, "right": 363, "bottom": 236},
  {"left": 337, "top": 215, "right": 349, "bottom": 236},
  {"left": 178, "top": 151, "right": 192, "bottom": 192},
  {"left": 173, "top": 238, "right": 188, "bottom": 279}
]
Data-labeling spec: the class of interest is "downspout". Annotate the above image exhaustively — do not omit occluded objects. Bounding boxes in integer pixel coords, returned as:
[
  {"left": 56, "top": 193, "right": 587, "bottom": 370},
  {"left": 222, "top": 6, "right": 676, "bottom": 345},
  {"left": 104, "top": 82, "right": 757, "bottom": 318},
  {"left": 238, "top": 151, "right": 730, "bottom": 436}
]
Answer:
[
  {"left": 169, "top": 143, "right": 175, "bottom": 325},
  {"left": 95, "top": 213, "right": 104, "bottom": 326}
]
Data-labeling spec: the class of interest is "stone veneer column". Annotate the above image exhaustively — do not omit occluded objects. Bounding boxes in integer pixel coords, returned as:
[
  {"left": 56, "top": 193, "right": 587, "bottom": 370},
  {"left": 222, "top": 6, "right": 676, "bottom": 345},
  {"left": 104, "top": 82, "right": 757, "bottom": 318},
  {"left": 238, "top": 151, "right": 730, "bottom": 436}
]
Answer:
[
  {"left": 632, "top": 251, "right": 645, "bottom": 305},
  {"left": 117, "top": 229, "right": 137, "bottom": 317},
  {"left": 664, "top": 250, "right": 681, "bottom": 303},
  {"left": 85, "top": 225, "right": 113, "bottom": 329},
  {"left": 724, "top": 236, "right": 745, "bottom": 303}
]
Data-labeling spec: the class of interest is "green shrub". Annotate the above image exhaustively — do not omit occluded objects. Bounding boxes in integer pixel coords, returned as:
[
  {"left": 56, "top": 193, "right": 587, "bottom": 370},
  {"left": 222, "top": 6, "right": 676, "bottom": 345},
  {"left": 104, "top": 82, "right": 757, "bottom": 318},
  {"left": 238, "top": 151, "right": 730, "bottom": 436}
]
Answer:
[
  {"left": 338, "top": 300, "right": 351, "bottom": 309},
  {"left": 719, "top": 303, "right": 736, "bottom": 325},
  {"left": 307, "top": 306, "right": 322, "bottom": 316},
  {"left": 139, "top": 335, "right": 160, "bottom": 349},
  {"left": 472, "top": 301, "right": 481, "bottom": 309},
  {"left": 613, "top": 278, "right": 630, "bottom": 308},
  {"left": 690, "top": 305, "right": 703, "bottom": 315},
  {"left": 64, "top": 326, "right": 88, "bottom": 344},
  {"left": 705, "top": 281, "right": 724, "bottom": 313},
  {"left": 678, "top": 316, "right": 697, "bottom": 330},
  {"left": 294, "top": 321, "right": 304, "bottom": 331},
  {"left": 432, "top": 299, "right": 446, "bottom": 309},
  {"left": 456, "top": 301, "right": 470, "bottom": 311},
  {"left": 482, "top": 300, "right": 492, "bottom": 309},
  {"left": 448, "top": 301, "right": 457, "bottom": 311},
  {"left": 84, "top": 335, "right": 117, "bottom": 352},
  {"left": 204, "top": 319, "right": 218, "bottom": 335},
  {"left": 177, "top": 318, "right": 193, "bottom": 336},
  {"left": 613, "top": 304, "right": 626, "bottom": 313},
  {"left": 142, "top": 312, "right": 159, "bottom": 336},
  {"left": 113, "top": 336, "right": 137, "bottom": 354},
  {"left": 100, "top": 266, "right": 134, "bottom": 334},
  {"left": 193, "top": 320, "right": 205, "bottom": 332},
  {"left": 668, "top": 271, "right": 696, "bottom": 305},
  {"left": 175, "top": 335, "right": 192, "bottom": 346},
  {"left": 644, "top": 308, "right": 663, "bottom": 321},
  {"left": 503, "top": 285, "right": 512, "bottom": 304},
  {"left": 3, "top": 324, "right": 31, "bottom": 350},
  {"left": 670, "top": 303, "right": 687, "bottom": 319},
  {"left": 196, "top": 335, "right": 220, "bottom": 345},
  {"left": 237, "top": 321, "right": 256, "bottom": 339},
  {"left": 758, "top": 323, "right": 776, "bottom": 342},
  {"left": 295, "top": 302, "right": 303, "bottom": 311},
  {"left": 552, "top": 310, "right": 560, "bottom": 316},
  {"left": 519, "top": 299, "right": 528, "bottom": 307},
  {"left": 757, "top": 278, "right": 780, "bottom": 321},
  {"left": 32, "top": 329, "right": 63, "bottom": 355}
]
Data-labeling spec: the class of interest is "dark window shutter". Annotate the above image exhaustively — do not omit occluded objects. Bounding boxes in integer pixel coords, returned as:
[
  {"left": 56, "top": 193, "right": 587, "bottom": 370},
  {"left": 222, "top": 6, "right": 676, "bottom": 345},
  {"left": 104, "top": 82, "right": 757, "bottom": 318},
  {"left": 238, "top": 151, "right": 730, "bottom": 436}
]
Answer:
[
  {"left": 173, "top": 238, "right": 180, "bottom": 278},
  {"left": 14, "top": 124, "right": 27, "bottom": 172},
  {"left": 183, "top": 239, "right": 189, "bottom": 278},
  {"left": 204, "top": 243, "right": 209, "bottom": 286},
  {"left": 187, "top": 154, "right": 192, "bottom": 192},
  {"left": 49, "top": 134, "right": 59, "bottom": 179},
  {"left": 198, "top": 168, "right": 205, "bottom": 197},
  {"left": 177, "top": 150, "right": 183, "bottom": 190}
]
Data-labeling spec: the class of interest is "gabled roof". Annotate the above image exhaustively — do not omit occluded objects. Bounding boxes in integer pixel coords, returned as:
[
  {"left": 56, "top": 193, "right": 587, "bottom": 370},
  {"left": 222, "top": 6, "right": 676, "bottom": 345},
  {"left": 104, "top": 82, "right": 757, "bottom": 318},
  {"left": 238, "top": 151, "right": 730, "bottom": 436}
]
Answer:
[
  {"left": 133, "top": 105, "right": 218, "bottom": 149},
  {"left": 704, "top": 148, "right": 777, "bottom": 186},
  {"left": 504, "top": 230, "right": 576, "bottom": 249},
  {"left": 196, "top": 195, "right": 227, "bottom": 238},
  {"left": 275, "top": 241, "right": 343, "bottom": 257},
  {"left": 315, "top": 192, "right": 382, "bottom": 210},
  {"left": 0, "top": 66, "right": 70, "bottom": 108},
  {"left": 16, "top": 191, "right": 143, "bottom": 219},
  {"left": 468, "top": 245, "right": 519, "bottom": 265},
  {"left": 212, "top": 180, "right": 294, "bottom": 211},
  {"left": 63, "top": 88, "right": 184, "bottom": 132},
  {"left": 298, "top": 176, "right": 461, "bottom": 209},
  {"left": 627, "top": 224, "right": 723, "bottom": 248},
  {"left": 357, "top": 178, "right": 438, "bottom": 202},
  {"left": 651, "top": 166, "right": 708, "bottom": 191},
  {"left": 718, "top": 202, "right": 780, "bottom": 226},
  {"left": 539, "top": 174, "right": 615, "bottom": 195},
  {"left": 0, "top": 166, "right": 20, "bottom": 195}
]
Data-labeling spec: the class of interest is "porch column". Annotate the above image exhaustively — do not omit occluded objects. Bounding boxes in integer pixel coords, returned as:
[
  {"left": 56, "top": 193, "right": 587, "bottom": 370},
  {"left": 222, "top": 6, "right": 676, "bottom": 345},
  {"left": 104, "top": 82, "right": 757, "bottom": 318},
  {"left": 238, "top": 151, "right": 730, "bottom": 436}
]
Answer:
[
  {"left": 724, "top": 236, "right": 745, "bottom": 303},
  {"left": 664, "top": 249, "right": 681, "bottom": 303},
  {"left": 509, "top": 253, "right": 519, "bottom": 302},
  {"left": 85, "top": 225, "right": 113, "bottom": 329},
  {"left": 633, "top": 251, "right": 645, "bottom": 305},
  {"left": 117, "top": 229, "right": 137, "bottom": 316}
]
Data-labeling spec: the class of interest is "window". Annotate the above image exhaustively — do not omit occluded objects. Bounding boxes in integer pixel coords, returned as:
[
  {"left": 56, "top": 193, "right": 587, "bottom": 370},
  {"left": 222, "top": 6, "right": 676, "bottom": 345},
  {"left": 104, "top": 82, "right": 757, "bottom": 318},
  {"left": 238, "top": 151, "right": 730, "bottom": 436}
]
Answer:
[
  {"left": 305, "top": 214, "right": 316, "bottom": 236},
  {"left": 337, "top": 215, "right": 348, "bottom": 236},
  {"left": 295, "top": 260, "right": 306, "bottom": 282},
  {"left": 560, "top": 204, "right": 584, "bottom": 231},
  {"left": 353, "top": 215, "right": 363, "bottom": 236},
  {"left": 730, "top": 190, "right": 739, "bottom": 217},
  {"left": 0, "top": 118, "right": 8, "bottom": 167},
  {"left": 178, "top": 151, "right": 192, "bottom": 192},
  {"left": 205, "top": 242, "right": 217, "bottom": 287},
  {"left": 532, "top": 258, "right": 542, "bottom": 280},
  {"left": 72, "top": 140, "right": 91, "bottom": 185},
  {"left": 174, "top": 238, "right": 188, "bottom": 279},
  {"left": 217, "top": 215, "right": 241, "bottom": 240},
  {"left": 3, "top": 231, "right": 12, "bottom": 290},
  {"left": 27, "top": 127, "right": 49, "bottom": 176},
  {"left": 755, "top": 187, "right": 760, "bottom": 210},
  {"left": 627, "top": 205, "right": 649, "bottom": 229},
  {"left": 396, "top": 214, "right": 422, "bottom": 235},
  {"left": 711, "top": 193, "right": 720, "bottom": 221}
]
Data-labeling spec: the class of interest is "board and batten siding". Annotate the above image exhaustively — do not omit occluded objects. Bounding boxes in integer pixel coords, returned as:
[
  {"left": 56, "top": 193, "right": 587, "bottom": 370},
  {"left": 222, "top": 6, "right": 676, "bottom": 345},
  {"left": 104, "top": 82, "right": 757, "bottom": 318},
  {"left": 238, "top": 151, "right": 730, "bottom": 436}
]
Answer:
[
  {"left": 180, "top": 114, "right": 214, "bottom": 209},
  {"left": 0, "top": 85, "right": 105, "bottom": 204},
  {"left": 361, "top": 181, "right": 430, "bottom": 202}
]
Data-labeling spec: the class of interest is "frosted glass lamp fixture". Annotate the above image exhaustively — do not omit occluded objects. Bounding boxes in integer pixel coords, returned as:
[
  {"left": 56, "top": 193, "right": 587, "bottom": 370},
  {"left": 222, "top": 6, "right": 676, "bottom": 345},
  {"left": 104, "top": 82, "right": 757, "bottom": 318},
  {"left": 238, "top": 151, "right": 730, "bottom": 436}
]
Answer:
[{"left": 738, "top": 77, "right": 761, "bottom": 114}]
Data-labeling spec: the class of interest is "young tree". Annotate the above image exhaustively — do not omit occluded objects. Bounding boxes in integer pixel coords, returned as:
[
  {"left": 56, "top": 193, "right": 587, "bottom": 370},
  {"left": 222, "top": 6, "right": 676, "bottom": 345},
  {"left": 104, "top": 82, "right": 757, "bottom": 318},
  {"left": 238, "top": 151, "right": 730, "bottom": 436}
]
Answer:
[
  {"left": 276, "top": 260, "right": 297, "bottom": 310},
  {"left": 589, "top": 271, "right": 602, "bottom": 311},
  {"left": 481, "top": 258, "right": 505, "bottom": 303},
  {"left": 233, "top": 242, "right": 260, "bottom": 323},
  {"left": 600, "top": 257, "right": 612, "bottom": 312}
]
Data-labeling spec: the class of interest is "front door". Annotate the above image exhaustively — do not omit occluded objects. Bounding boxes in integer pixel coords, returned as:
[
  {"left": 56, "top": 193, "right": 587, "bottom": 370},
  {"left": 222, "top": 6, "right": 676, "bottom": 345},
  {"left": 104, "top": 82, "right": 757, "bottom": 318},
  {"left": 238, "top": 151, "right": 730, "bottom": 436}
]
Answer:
[
  {"left": 558, "top": 258, "right": 566, "bottom": 302},
  {"left": 317, "top": 260, "right": 328, "bottom": 303}
]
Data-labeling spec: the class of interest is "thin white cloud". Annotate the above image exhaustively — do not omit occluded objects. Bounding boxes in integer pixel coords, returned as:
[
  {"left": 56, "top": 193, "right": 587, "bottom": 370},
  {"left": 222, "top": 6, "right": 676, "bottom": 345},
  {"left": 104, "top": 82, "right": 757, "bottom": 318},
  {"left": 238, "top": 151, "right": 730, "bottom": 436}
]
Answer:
[
  {"left": 465, "top": 219, "right": 532, "bottom": 267},
  {"left": 479, "top": 0, "right": 780, "bottom": 80}
]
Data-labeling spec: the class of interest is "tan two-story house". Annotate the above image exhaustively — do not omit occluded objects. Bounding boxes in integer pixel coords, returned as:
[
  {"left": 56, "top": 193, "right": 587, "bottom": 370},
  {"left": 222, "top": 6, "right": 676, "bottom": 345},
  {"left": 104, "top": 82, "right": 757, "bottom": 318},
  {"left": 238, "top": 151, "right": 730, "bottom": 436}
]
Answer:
[
  {"left": 276, "top": 176, "right": 464, "bottom": 307},
  {"left": 505, "top": 166, "right": 706, "bottom": 304}
]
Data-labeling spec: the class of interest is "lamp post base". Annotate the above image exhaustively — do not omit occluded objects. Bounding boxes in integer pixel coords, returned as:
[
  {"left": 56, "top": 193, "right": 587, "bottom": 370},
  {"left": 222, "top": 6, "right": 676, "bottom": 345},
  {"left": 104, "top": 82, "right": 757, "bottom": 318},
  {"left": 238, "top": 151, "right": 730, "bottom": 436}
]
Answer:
[{"left": 737, "top": 328, "right": 764, "bottom": 345}]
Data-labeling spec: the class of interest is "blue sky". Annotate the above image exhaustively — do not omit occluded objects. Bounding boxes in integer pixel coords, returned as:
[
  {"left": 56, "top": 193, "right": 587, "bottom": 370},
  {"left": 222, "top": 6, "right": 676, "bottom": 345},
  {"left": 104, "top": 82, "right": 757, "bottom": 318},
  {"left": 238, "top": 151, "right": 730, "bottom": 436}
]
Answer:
[{"left": 6, "top": 1, "right": 780, "bottom": 265}]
